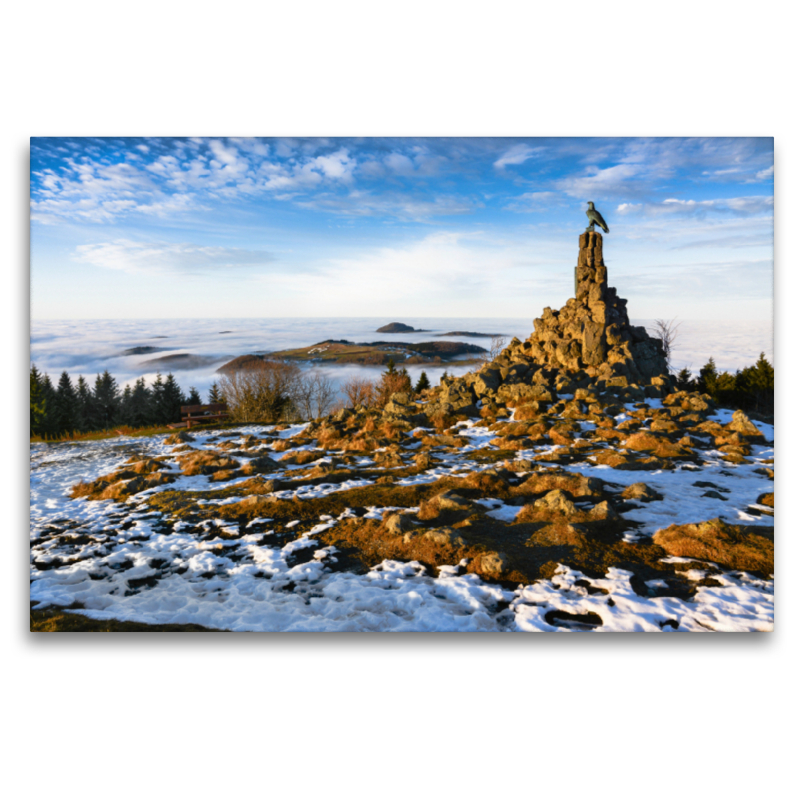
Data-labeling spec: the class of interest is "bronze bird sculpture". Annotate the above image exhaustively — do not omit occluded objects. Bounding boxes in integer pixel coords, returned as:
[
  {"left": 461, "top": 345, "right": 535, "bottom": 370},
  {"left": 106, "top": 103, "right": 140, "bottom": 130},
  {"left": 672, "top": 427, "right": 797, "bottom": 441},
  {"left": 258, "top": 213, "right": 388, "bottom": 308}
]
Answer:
[{"left": 585, "top": 201, "right": 609, "bottom": 233}]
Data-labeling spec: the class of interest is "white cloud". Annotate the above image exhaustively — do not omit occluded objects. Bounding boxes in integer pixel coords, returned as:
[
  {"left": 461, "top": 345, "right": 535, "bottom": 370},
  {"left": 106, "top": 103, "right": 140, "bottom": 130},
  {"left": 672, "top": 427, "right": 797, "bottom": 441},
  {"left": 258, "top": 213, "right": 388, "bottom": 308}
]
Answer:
[
  {"left": 385, "top": 152, "right": 415, "bottom": 176},
  {"left": 311, "top": 148, "right": 355, "bottom": 180},
  {"left": 270, "top": 231, "right": 545, "bottom": 315},
  {"left": 616, "top": 195, "right": 773, "bottom": 218},
  {"left": 556, "top": 164, "right": 642, "bottom": 199},
  {"left": 73, "top": 240, "right": 275, "bottom": 276},
  {"left": 295, "top": 190, "right": 479, "bottom": 221},
  {"left": 493, "top": 144, "right": 540, "bottom": 170}
]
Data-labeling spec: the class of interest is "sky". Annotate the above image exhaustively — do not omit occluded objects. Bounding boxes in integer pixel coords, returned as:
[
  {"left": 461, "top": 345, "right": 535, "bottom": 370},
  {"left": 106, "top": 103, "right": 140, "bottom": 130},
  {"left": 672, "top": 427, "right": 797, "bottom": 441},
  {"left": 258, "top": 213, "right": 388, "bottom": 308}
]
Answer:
[{"left": 30, "top": 137, "right": 774, "bottom": 321}]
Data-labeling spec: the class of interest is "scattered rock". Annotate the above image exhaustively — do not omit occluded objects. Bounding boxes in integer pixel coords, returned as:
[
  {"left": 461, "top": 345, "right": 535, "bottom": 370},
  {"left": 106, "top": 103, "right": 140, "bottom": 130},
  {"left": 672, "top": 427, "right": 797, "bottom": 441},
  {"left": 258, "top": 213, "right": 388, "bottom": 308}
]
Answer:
[
  {"left": 176, "top": 451, "right": 241, "bottom": 476},
  {"left": 621, "top": 483, "right": 663, "bottom": 502},
  {"left": 475, "top": 551, "right": 508, "bottom": 578},
  {"left": 240, "top": 456, "right": 280, "bottom": 475},
  {"left": 653, "top": 518, "right": 773, "bottom": 577},
  {"left": 756, "top": 492, "right": 774, "bottom": 508},
  {"left": 533, "top": 489, "right": 578, "bottom": 516},
  {"left": 727, "top": 410, "right": 766, "bottom": 442},
  {"left": 383, "top": 512, "right": 417, "bottom": 537},
  {"left": 165, "top": 431, "right": 195, "bottom": 445}
]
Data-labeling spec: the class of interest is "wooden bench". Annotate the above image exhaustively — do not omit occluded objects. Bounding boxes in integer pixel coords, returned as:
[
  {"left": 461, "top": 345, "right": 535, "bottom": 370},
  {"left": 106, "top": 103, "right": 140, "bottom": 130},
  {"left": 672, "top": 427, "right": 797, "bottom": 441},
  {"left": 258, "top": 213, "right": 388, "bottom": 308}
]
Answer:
[{"left": 177, "top": 403, "right": 229, "bottom": 430}]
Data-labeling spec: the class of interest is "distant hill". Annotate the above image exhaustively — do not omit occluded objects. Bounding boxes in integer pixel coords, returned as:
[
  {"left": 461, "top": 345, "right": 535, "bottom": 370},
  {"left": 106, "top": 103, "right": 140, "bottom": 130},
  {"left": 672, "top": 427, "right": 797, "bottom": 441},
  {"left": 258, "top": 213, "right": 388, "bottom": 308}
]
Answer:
[
  {"left": 216, "top": 354, "right": 267, "bottom": 373},
  {"left": 140, "top": 353, "right": 225, "bottom": 370},
  {"left": 436, "top": 331, "right": 505, "bottom": 338},
  {"left": 121, "top": 346, "right": 168, "bottom": 356},
  {"left": 376, "top": 322, "right": 430, "bottom": 333},
  {"left": 217, "top": 340, "right": 487, "bottom": 370}
]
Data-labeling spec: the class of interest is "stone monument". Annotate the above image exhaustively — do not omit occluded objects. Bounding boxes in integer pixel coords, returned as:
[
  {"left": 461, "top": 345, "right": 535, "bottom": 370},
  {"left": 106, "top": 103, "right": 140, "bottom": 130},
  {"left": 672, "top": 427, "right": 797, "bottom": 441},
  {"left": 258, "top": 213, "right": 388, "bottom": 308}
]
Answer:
[{"left": 528, "top": 231, "right": 669, "bottom": 385}]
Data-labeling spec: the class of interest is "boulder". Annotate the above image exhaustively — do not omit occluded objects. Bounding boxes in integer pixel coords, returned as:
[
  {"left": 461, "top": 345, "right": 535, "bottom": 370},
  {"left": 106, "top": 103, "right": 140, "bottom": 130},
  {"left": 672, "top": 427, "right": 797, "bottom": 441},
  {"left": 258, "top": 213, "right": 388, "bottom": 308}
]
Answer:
[
  {"left": 533, "top": 489, "right": 578, "bottom": 516},
  {"left": 176, "top": 451, "right": 241, "bottom": 476},
  {"left": 240, "top": 455, "right": 280, "bottom": 475},
  {"left": 621, "top": 482, "right": 663, "bottom": 502},
  {"left": 727, "top": 410, "right": 766, "bottom": 442},
  {"left": 475, "top": 551, "right": 508, "bottom": 578},
  {"left": 653, "top": 518, "right": 773, "bottom": 577},
  {"left": 383, "top": 512, "right": 416, "bottom": 537}
]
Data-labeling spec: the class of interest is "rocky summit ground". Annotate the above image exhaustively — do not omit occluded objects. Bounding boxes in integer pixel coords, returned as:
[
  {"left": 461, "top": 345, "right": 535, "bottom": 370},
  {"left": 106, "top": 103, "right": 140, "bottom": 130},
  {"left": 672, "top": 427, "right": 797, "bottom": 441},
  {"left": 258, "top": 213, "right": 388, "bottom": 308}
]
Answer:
[
  {"left": 29, "top": 382, "right": 774, "bottom": 632},
  {"left": 29, "top": 233, "right": 775, "bottom": 632}
]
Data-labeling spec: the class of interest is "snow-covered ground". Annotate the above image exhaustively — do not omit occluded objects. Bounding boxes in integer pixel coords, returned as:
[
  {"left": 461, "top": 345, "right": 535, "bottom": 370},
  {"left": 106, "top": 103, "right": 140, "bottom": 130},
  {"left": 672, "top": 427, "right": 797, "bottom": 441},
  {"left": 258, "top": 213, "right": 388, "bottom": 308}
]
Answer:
[{"left": 29, "top": 407, "right": 774, "bottom": 632}]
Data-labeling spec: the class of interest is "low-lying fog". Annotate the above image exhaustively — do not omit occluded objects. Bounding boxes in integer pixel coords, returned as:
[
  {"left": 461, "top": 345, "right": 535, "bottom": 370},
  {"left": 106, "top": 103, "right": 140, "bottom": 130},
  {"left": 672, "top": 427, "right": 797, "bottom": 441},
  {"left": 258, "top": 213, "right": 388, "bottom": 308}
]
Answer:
[{"left": 30, "top": 317, "right": 774, "bottom": 401}]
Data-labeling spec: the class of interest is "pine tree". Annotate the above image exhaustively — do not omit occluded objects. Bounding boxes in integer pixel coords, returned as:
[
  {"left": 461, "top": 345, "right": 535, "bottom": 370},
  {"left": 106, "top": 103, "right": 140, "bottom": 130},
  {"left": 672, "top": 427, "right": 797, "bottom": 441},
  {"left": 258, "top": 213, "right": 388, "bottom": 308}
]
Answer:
[
  {"left": 149, "top": 373, "right": 166, "bottom": 424},
  {"left": 40, "top": 373, "right": 58, "bottom": 438},
  {"left": 54, "top": 371, "right": 78, "bottom": 435},
  {"left": 697, "top": 358, "right": 718, "bottom": 396},
  {"left": 30, "top": 365, "right": 46, "bottom": 436},
  {"left": 118, "top": 385, "right": 134, "bottom": 426},
  {"left": 415, "top": 371, "right": 431, "bottom": 393},
  {"left": 93, "top": 371, "right": 120, "bottom": 429},
  {"left": 439, "top": 370, "right": 450, "bottom": 385},
  {"left": 208, "top": 382, "right": 223, "bottom": 405},
  {"left": 385, "top": 358, "right": 397, "bottom": 375},
  {"left": 162, "top": 373, "right": 186, "bottom": 423},
  {"left": 75, "top": 376, "right": 96, "bottom": 431},
  {"left": 186, "top": 386, "right": 202, "bottom": 406},
  {"left": 737, "top": 352, "right": 774, "bottom": 413},
  {"left": 675, "top": 367, "right": 694, "bottom": 391},
  {"left": 128, "top": 378, "right": 152, "bottom": 427}
]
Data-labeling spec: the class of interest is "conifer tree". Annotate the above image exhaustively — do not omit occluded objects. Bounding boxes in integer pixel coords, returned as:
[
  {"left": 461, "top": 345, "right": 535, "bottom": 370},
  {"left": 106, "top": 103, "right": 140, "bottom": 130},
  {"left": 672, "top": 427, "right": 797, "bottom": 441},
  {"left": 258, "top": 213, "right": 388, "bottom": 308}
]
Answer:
[
  {"left": 54, "top": 371, "right": 78, "bottom": 435},
  {"left": 737, "top": 352, "right": 774, "bottom": 413},
  {"left": 186, "top": 386, "right": 202, "bottom": 406},
  {"left": 385, "top": 358, "right": 397, "bottom": 375},
  {"left": 75, "top": 376, "right": 96, "bottom": 431},
  {"left": 30, "top": 365, "right": 46, "bottom": 436},
  {"left": 697, "top": 358, "right": 718, "bottom": 396},
  {"left": 415, "top": 371, "right": 431, "bottom": 393},
  {"left": 675, "top": 367, "right": 694, "bottom": 391},
  {"left": 149, "top": 373, "right": 166, "bottom": 424},
  {"left": 208, "top": 382, "right": 223, "bottom": 405},
  {"left": 118, "top": 385, "right": 134, "bottom": 426},
  {"left": 128, "top": 378, "right": 152, "bottom": 428},
  {"left": 93, "top": 371, "right": 120, "bottom": 429},
  {"left": 162, "top": 373, "right": 186, "bottom": 423},
  {"left": 40, "top": 373, "right": 58, "bottom": 437}
]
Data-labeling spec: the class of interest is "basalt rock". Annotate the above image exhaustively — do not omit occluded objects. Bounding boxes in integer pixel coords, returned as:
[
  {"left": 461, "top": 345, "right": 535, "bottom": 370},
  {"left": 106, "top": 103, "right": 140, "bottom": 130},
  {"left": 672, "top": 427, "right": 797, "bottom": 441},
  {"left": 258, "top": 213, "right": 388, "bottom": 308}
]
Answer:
[
  {"left": 528, "top": 232, "right": 669, "bottom": 383},
  {"left": 438, "top": 232, "right": 673, "bottom": 407}
]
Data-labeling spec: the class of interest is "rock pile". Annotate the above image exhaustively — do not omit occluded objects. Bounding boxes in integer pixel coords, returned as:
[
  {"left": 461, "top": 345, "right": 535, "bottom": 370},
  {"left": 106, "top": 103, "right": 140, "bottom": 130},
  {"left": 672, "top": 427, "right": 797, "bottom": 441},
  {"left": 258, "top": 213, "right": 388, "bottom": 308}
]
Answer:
[
  {"left": 418, "top": 231, "right": 674, "bottom": 418},
  {"left": 530, "top": 231, "right": 668, "bottom": 381}
]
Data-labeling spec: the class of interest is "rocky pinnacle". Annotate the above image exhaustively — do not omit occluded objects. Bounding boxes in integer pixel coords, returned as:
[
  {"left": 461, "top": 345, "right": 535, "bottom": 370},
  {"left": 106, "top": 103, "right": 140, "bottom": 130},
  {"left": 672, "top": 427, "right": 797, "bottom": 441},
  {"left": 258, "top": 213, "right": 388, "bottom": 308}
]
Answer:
[
  {"left": 526, "top": 232, "right": 670, "bottom": 385},
  {"left": 415, "top": 232, "right": 674, "bottom": 419}
]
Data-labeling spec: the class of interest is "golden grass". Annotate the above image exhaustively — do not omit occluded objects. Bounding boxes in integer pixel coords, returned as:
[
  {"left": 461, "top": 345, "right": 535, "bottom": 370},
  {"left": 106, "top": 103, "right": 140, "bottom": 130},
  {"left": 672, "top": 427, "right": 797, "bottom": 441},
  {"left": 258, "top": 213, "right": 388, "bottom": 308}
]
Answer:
[{"left": 31, "top": 421, "right": 242, "bottom": 444}]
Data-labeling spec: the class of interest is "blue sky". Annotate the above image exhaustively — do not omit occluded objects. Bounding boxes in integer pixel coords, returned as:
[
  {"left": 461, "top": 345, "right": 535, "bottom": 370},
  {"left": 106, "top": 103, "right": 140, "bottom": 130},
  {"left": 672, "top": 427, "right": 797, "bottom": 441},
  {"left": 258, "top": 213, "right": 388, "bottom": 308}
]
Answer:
[{"left": 30, "top": 137, "right": 774, "bottom": 321}]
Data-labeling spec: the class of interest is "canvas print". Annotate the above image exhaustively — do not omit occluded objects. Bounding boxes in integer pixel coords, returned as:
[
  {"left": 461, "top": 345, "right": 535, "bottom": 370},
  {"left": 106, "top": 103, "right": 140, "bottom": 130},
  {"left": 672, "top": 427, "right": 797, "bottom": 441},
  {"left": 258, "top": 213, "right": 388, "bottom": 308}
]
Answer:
[{"left": 29, "top": 137, "right": 774, "bottom": 632}]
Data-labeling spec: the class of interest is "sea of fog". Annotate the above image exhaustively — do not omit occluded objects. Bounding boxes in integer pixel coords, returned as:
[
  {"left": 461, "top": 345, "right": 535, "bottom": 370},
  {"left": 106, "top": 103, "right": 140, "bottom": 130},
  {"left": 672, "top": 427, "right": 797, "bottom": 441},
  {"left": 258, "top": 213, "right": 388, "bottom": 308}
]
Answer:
[{"left": 30, "top": 317, "right": 774, "bottom": 401}]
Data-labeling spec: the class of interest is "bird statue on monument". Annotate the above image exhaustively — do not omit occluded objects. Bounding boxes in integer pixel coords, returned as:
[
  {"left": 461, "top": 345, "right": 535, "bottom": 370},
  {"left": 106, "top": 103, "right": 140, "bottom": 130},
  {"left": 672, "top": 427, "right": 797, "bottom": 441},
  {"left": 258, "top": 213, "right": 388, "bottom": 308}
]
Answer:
[{"left": 585, "top": 201, "right": 609, "bottom": 233}]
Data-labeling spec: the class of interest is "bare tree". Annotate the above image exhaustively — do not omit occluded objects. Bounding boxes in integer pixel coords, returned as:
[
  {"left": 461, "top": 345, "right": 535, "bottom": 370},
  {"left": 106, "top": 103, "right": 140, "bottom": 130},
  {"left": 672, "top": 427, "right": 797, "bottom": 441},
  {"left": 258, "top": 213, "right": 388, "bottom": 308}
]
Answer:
[
  {"left": 217, "top": 361, "right": 302, "bottom": 423},
  {"left": 341, "top": 376, "right": 378, "bottom": 408},
  {"left": 483, "top": 335, "right": 507, "bottom": 365},
  {"left": 295, "top": 371, "right": 338, "bottom": 420},
  {"left": 650, "top": 318, "right": 681, "bottom": 371}
]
